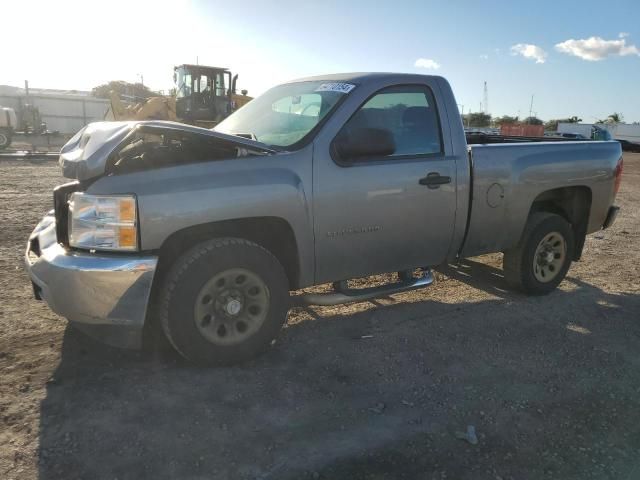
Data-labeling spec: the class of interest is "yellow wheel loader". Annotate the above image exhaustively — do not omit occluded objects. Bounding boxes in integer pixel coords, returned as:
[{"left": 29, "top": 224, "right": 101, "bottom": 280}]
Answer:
[{"left": 107, "top": 64, "right": 252, "bottom": 128}]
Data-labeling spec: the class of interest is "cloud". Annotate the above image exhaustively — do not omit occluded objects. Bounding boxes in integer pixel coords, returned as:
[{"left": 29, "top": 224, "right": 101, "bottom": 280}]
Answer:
[
  {"left": 414, "top": 58, "right": 441, "bottom": 70},
  {"left": 479, "top": 54, "right": 489, "bottom": 60},
  {"left": 510, "top": 43, "right": 547, "bottom": 63},
  {"left": 555, "top": 36, "right": 640, "bottom": 61},
  {"left": 619, "top": 32, "right": 629, "bottom": 38}
]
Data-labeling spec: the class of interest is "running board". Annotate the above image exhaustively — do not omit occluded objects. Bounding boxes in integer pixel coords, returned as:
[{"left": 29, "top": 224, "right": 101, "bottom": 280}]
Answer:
[{"left": 297, "top": 269, "right": 434, "bottom": 306}]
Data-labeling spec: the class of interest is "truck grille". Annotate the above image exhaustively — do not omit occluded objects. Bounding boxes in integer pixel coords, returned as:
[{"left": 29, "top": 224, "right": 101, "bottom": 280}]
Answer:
[{"left": 53, "top": 181, "right": 81, "bottom": 245}]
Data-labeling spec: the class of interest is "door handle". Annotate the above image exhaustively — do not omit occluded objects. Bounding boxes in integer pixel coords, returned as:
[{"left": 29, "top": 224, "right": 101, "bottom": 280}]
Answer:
[{"left": 419, "top": 172, "right": 451, "bottom": 188}]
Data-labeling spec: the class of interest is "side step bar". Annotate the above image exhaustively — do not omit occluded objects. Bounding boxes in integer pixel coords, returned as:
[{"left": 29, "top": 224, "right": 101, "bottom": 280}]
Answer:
[{"left": 297, "top": 269, "right": 434, "bottom": 306}]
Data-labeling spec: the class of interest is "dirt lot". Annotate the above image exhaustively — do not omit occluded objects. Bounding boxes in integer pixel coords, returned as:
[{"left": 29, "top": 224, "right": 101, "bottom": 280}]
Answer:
[{"left": 1, "top": 155, "right": 639, "bottom": 480}]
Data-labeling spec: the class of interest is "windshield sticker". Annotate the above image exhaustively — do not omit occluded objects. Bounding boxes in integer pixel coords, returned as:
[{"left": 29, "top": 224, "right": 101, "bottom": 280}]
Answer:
[{"left": 315, "top": 82, "right": 356, "bottom": 94}]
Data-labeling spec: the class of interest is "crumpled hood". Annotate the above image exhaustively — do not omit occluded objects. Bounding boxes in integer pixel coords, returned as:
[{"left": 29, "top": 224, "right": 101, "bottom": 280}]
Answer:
[{"left": 59, "top": 120, "right": 275, "bottom": 181}]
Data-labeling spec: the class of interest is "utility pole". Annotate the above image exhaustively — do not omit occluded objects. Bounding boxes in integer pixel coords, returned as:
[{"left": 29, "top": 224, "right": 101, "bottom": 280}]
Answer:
[
  {"left": 483, "top": 81, "right": 489, "bottom": 114},
  {"left": 529, "top": 94, "right": 535, "bottom": 122},
  {"left": 457, "top": 104, "right": 466, "bottom": 127}
]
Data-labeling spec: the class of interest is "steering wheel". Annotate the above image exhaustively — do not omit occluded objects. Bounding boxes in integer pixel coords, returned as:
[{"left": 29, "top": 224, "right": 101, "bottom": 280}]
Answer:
[{"left": 300, "top": 102, "right": 321, "bottom": 117}]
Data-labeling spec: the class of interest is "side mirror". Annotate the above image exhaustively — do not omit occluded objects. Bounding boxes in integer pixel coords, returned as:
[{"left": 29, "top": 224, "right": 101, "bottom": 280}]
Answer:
[
  {"left": 334, "top": 127, "right": 395, "bottom": 162},
  {"left": 231, "top": 74, "right": 238, "bottom": 95}
]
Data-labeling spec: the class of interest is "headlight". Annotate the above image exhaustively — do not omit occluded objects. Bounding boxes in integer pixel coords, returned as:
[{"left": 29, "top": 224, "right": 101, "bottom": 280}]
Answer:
[{"left": 68, "top": 193, "right": 138, "bottom": 251}]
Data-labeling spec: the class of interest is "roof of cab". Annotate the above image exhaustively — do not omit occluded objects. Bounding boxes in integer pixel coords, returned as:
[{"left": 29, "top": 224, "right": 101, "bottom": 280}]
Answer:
[{"left": 285, "top": 72, "right": 443, "bottom": 85}]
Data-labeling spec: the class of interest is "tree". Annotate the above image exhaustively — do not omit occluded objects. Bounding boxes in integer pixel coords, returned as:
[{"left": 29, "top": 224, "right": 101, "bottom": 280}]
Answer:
[
  {"left": 493, "top": 115, "right": 519, "bottom": 127},
  {"left": 607, "top": 112, "right": 623, "bottom": 123},
  {"left": 523, "top": 116, "right": 543, "bottom": 125},
  {"left": 544, "top": 116, "right": 582, "bottom": 131},
  {"left": 597, "top": 112, "right": 624, "bottom": 124},
  {"left": 92, "top": 81, "right": 158, "bottom": 100},
  {"left": 462, "top": 112, "right": 492, "bottom": 127}
]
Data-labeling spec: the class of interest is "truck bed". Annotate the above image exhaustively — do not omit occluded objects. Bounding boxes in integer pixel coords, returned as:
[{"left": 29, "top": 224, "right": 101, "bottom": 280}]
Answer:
[
  {"left": 465, "top": 133, "right": 589, "bottom": 144},
  {"left": 460, "top": 140, "right": 622, "bottom": 258}
]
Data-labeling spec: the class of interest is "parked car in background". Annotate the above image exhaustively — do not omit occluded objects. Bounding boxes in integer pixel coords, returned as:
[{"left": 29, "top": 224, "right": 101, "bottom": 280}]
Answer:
[{"left": 556, "top": 132, "right": 588, "bottom": 140}]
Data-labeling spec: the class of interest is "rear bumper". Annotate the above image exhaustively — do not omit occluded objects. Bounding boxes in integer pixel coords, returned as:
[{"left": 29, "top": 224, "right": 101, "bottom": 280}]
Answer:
[
  {"left": 24, "top": 212, "right": 158, "bottom": 347},
  {"left": 602, "top": 205, "right": 620, "bottom": 230}
]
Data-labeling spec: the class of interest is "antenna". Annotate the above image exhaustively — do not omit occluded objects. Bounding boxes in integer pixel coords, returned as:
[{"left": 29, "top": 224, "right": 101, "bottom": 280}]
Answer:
[{"left": 483, "top": 81, "right": 489, "bottom": 114}]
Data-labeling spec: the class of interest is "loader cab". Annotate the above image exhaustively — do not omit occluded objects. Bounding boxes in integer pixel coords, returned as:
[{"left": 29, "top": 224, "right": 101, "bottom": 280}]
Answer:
[{"left": 174, "top": 64, "right": 237, "bottom": 126}]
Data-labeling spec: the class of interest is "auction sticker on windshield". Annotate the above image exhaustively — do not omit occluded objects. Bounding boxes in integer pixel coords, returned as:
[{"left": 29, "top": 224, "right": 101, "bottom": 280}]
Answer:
[{"left": 315, "top": 83, "right": 356, "bottom": 94}]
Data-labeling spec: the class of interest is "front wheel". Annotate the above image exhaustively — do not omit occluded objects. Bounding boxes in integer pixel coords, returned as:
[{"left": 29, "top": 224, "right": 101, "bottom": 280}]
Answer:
[
  {"left": 159, "top": 238, "right": 290, "bottom": 365},
  {"left": 503, "top": 212, "right": 575, "bottom": 295}
]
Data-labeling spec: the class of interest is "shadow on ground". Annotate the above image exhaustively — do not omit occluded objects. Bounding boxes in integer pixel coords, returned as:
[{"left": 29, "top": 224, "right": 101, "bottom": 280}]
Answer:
[{"left": 38, "top": 260, "right": 640, "bottom": 479}]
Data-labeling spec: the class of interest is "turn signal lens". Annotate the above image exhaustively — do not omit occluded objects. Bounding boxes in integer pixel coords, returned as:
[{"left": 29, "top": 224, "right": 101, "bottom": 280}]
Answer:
[
  {"left": 118, "top": 225, "right": 137, "bottom": 249},
  {"left": 119, "top": 198, "right": 136, "bottom": 223}
]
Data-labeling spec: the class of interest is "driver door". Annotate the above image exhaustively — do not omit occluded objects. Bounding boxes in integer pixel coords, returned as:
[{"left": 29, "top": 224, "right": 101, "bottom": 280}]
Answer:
[{"left": 312, "top": 83, "right": 457, "bottom": 283}]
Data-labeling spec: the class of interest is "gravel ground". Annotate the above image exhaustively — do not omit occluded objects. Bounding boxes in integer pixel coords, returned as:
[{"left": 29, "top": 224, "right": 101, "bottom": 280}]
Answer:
[{"left": 0, "top": 155, "right": 639, "bottom": 480}]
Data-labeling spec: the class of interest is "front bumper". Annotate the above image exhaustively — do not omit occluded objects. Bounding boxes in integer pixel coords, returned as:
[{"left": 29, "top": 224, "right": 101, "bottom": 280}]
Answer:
[{"left": 24, "top": 212, "right": 158, "bottom": 347}]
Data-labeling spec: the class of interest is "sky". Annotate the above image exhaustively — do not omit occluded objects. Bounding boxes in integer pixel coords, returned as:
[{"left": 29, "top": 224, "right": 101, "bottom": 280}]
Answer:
[{"left": 3, "top": 0, "right": 640, "bottom": 122}]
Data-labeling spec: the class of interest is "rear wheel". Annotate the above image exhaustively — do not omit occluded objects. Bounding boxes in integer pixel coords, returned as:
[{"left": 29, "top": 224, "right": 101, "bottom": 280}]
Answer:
[
  {"left": 503, "top": 212, "right": 574, "bottom": 295},
  {"left": 159, "top": 238, "right": 290, "bottom": 365}
]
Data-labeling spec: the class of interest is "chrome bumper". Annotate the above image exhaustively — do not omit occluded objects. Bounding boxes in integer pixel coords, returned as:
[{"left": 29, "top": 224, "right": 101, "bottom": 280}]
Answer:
[{"left": 25, "top": 213, "right": 158, "bottom": 335}]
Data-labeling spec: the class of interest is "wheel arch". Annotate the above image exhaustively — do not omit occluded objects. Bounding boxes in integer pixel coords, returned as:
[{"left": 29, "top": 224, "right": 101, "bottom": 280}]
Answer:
[
  {"left": 155, "top": 216, "right": 301, "bottom": 290},
  {"left": 528, "top": 186, "right": 592, "bottom": 260}
]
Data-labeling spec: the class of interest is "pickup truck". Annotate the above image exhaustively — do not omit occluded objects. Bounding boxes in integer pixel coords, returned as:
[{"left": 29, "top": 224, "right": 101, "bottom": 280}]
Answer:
[{"left": 25, "top": 73, "right": 623, "bottom": 365}]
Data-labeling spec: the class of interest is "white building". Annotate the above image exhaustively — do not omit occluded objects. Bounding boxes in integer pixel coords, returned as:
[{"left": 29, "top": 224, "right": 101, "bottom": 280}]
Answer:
[{"left": 0, "top": 85, "right": 110, "bottom": 134}]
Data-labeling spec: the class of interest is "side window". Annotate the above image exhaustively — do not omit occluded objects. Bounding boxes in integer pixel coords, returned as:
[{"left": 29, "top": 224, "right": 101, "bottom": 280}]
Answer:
[
  {"left": 334, "top": 85, "right": 442, "bottom": 163},
  {"left": 215, "top": 73, "right": 225, "bottom": 97},
  {"left": 196, "top": 75, "right": 208, "bottom": 94}
]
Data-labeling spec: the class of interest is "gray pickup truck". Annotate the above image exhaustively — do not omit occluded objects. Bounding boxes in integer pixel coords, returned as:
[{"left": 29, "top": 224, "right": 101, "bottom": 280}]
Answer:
[{"left": 25, "top": 73, "right": 623, "bottom": 365}]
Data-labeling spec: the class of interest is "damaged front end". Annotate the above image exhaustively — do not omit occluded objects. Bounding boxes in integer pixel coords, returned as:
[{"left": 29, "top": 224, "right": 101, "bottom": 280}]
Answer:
[
  {"left": 59, "top": 120, "right": 277, "bottom": 181},
  {"left": 27, "top": 121, "right": 278, "bottom": 349}
]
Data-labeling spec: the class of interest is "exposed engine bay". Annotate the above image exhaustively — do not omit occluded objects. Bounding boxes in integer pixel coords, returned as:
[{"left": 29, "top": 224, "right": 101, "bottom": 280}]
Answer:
[
  {"left": 110, "top": 127, "right": 261, "bottom": 174},
  {"left": 58, "top": 121, "right": 276, "bottom": 181}
]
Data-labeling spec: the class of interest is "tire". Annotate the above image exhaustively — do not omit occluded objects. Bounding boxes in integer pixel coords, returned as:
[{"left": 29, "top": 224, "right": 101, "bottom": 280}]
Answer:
[
  {"left": 0, "top": 130, "right": 10, "bottom": 150},
  {"left": 159, "top": 238, "right": 290, "bottom": 365},
  {"left": 503, "top": 212, "right": 575, "bottom": 295}
]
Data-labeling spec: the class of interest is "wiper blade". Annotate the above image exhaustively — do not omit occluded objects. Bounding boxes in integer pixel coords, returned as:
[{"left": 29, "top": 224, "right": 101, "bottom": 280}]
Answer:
[
  {"left": 231, "top": 132, "right": 258, "bottom": 141},
  {"left": 229, "top": 132, "right": 284, "bottom": 152}
]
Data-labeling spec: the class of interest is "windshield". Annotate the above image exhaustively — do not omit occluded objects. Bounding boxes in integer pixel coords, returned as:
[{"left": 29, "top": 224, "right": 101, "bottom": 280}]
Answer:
[
  {"left": 214, "top": 80, "right": 354, "bottom": 148},
  {"left": 175, "top": 67, "right": 191, "bottom": 99}
]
